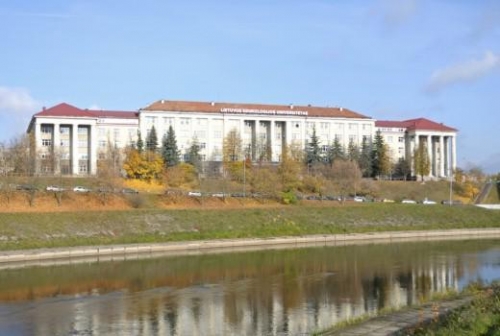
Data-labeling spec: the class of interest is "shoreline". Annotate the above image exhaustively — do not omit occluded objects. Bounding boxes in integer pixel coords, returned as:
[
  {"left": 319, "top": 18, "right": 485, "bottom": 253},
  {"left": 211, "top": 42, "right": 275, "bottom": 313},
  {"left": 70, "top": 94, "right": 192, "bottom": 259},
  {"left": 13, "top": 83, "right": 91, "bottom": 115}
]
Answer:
[{"left": 2, "top": 228, "right": 500, "bottom": 268}]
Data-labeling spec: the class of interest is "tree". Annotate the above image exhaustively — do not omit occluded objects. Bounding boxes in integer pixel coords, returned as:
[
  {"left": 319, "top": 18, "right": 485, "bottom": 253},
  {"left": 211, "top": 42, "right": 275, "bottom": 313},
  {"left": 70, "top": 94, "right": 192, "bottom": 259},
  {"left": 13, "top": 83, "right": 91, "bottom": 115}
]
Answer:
[
  {"left": 330, "top": 159, "right": 362, "bottom": 202},
  {"left": 278, "top": 144, "right": 304, "bottom": 192},
  {"left": 161, "top": 126, "right": 180, "bottom": 167},
  {"left": 413, "top": 142, "right": 430, "bottom": 181},
  {"left": 347, "top": 138, "right": 360, "bottom": 163},
  {"left": 123, "top": 147, "right": 163, "bottom": 181},
  {"left": 146, "top": 125, "right": 159, "bottom": 152},
  {"left": 186, "top": 137, "right": 202, "bottom": 171},
  {"left": 371, "top": 130, "right": 390, "bottom": 179},
  {"left": 394, "top": 157, "right": 411, "bottom": 181},
  {"left": 136, "top": 130, "right": 144, "bottom": 153},
  {"left": 306, "top": 127, "right": 322, "bottom": 169},
  {"left": 359, "top": 136, "right": 372, "bottom": 178},
  {"left": 327, "top": 137, "right": 345, "bottom": 165},
  {"left": 223, "top": 128, "right": 242, "bottom": 162}
]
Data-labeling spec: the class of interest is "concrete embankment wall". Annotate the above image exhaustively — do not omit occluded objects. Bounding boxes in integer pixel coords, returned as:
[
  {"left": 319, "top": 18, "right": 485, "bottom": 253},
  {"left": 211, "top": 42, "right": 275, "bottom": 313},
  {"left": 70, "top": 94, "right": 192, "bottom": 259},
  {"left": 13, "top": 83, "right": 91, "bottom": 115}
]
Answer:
[{"left": 2, "top": 229, "right": 500, "bottom": 268}]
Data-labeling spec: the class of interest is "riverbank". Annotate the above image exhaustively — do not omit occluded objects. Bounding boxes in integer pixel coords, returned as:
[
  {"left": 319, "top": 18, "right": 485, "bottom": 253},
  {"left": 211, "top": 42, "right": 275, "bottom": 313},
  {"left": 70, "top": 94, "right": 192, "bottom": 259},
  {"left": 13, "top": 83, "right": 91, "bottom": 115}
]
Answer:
[
  {"left": 2, "top": 228, "right": 500, "bottom": 266},
  {"left": 1, "top": 203, "right": 500, "bottom": 251}
]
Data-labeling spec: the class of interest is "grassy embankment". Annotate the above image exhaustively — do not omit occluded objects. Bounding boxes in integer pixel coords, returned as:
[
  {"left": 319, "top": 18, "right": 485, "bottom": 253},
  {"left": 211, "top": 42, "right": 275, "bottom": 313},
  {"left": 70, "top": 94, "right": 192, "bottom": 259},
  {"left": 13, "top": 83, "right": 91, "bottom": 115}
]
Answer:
[
  {"left": 406, "top": 283, "right": 500, "bottom": 335},
  {"left": 1, "top": 202, "right": 500, "bottom": 251}
]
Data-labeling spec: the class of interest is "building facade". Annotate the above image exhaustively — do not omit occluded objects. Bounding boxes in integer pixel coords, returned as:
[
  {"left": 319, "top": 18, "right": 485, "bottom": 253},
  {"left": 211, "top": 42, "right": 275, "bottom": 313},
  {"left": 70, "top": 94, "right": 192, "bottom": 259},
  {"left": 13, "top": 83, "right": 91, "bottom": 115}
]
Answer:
[
  {"left": 376, "top": 119, "right": 457, "bottom": 178},
  {"left": 26, "top": 100, "right": 457, "bottom": 179}
]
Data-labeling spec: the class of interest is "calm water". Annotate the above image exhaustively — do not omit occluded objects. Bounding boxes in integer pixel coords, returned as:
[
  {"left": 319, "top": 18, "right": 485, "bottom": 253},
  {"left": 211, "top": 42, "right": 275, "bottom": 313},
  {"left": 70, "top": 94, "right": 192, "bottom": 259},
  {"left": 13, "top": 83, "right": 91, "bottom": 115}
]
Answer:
[{"left": 0, "top": 238, "right": 499, "bottom": 336}]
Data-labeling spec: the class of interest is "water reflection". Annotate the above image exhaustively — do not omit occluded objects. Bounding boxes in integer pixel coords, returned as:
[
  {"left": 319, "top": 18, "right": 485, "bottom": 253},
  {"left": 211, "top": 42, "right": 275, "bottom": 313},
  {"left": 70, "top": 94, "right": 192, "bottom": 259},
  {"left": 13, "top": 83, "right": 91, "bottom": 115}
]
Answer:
[{"left": 0, "top": 239, "right": 499, "bottom": 335}]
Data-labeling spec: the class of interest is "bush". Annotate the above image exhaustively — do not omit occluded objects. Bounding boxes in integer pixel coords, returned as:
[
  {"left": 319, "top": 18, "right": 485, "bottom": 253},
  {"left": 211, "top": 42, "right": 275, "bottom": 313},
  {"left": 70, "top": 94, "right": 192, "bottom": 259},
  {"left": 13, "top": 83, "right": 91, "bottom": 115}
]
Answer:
[
  {"left": 281, "top": 191, "right": 298, "bottom": 205},
  {"left": 126, "top": 194, "right": 147, "bottom": 208}
]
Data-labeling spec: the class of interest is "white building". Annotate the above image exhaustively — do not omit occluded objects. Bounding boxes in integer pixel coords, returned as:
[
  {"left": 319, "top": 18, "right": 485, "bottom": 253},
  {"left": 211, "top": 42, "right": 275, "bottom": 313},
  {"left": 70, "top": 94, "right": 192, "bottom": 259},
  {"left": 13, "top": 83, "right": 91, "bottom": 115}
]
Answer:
[
  {"left": 26, "top": 100, "right": 457, "bottom": 179},
  {"left": 27, "top": 103, "right": 138, "bottom": 175},
  {"left": 376, "top": 119, "right": 457, "bottom": 178},
  {"left": 140, "top": 100, "right": 374, "bottom": 163}
]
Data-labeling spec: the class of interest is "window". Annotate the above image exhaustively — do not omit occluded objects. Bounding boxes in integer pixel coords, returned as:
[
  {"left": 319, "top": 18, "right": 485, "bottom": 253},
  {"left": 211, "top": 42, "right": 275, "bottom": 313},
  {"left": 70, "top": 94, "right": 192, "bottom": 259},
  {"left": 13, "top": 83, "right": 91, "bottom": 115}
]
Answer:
[
  {"left": 78, "top": 127, "right": 88, "bottom": 134},
  {"left": 41, "top": 126, "right": 52, "bottom": 134},
  {"left": 145, "top": 116, "right": 156, "bottom": 125},
  {"left": 98, "top": 128, "right": 106, "bottom": 136},
  {"left": 79, "top": 164, "right": 88, "bottom": 173},
  {"left": 213, "top": 130, "right": 222, "bottom": 138},
  {"left": 99, "top": 140, "right": 106, "bottom": 148},
  {"left": 348, "top": 123, "right": 358, "bottom": 131},
  {"left": 199, "top": 142, "right": 206, "bottom": 149},
  {"left": 335, "top": 134, "right": 342, "bottom": 141},
  {"left": 80, "top": 154, "right": 88, "bottom": 160},
  {"left": 197, "top": 118, "right": 207, "bottom": 126},
  {"left": 320, "top": 122, "right": 329, "bottom": 130},
  {"left": 42, "top": 139, "right": 52, "bottom": 147},
  {"left": 60, "top": 140, "right": 70, "bottom": 147},
  {"left": 180, "top": 118, "right": 190, "bottom": 126},
  {"left": 398, "top": 137, "right": 404, "bottom": 143},
  {"left": 114, "top": 128, "right": 120, "bottom": 140},
  {"left": 60, "top": 126, "right": 70, "bottom": 134},
  {"left": 201, "top": 154, "right": 206, "bottom": 161},
  {"left": 387, "top": 136, "right": 393, "bottom": 143},
  {"left": 194, "top": 130, "right": 206, "bottom": 138},
  {"left": 321, "top": 145, "right": 329, "bottom": 153},
  {"left": 306, "top": 122, "right": 315, "bottom": 129},
  {"left": 78, "top": 140, "right": 88, "bottom": 147},
  {"left": 349, "top": 134, "right": 357, "bottom": 143},
  {"left": 163, "top": 117, "right": 174, "bottom": 126},
  {"left": 98, "top": 152, "right": 106, "bottom": 160}
]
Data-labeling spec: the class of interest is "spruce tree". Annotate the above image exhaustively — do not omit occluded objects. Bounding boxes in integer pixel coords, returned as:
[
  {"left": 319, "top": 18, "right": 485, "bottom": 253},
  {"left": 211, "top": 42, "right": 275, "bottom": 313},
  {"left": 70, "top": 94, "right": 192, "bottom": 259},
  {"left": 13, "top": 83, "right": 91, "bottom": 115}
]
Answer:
[
  {"left": 305, "top": 127, "right": 322, "bottom": 168},
  {"left": 136, "top": 130, "right": 144, "bottom": 153},
  {"left": 161, "top": 126, "right": 180, "bottom": 167},
  {"left": 326, "top": 137, "right": 345, "bottom": 165},
  {"left": 146, "top": 125, "right": 159, "bottom": 152},
  {"left": 187, "top": 136, "right": 201, "bottom": 169},
  {"left": 359, "top": 136, "right": 372, "bottom": 177},
  {"left": 347, "top": 138, "right": 360, "bottom": 163},
  {"left": 371, "top": 130, "right": 390, "bottom": 178}
]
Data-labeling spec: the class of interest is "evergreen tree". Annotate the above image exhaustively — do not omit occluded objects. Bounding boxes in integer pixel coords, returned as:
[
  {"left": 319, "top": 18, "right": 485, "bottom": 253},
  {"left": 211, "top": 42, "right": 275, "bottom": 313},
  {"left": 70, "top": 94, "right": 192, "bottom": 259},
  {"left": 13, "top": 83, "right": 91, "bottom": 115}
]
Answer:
[
  {"left": 359, "top": 136, "right": 372, "bottom": 177},
  {"left": 347, "top": 138, "right": 360, "bottom": 163},
  {"left": 413, "top": 141, "right": 430, "bottom": 181},
  {"left": 394, "top": 157, "right": 411, "bottom": 180},
  {"left": 146, "top": 125, "right": 159, "bottom": 152},
  {"left": 136, "top": 130, "right": 144, "bottom": 153},
  {"left": 187, "top": 136, "right": 201, "bottom": 169},
  {"left": 327, "top": 137, "right": 345, "bottom": 165},
  {"left": 305, "top": 127, "right": 322, "bottom": 168},
  {"left": 371, "top": 130, "right": 390, "bottom": 178},
  {"left": 161, "top": 126, "right": 180, "bottom": 167}
]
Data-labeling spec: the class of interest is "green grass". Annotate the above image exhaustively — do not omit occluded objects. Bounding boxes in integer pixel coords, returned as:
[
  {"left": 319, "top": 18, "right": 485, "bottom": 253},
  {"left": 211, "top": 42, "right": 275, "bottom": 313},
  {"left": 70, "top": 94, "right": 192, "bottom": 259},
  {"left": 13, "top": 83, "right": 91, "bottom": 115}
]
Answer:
[
  {"left": 407, "top": 282, "right": 500, "bottom": 335},
  {"left": 1, "top": 203, "right": 499, "bottom": 251}
]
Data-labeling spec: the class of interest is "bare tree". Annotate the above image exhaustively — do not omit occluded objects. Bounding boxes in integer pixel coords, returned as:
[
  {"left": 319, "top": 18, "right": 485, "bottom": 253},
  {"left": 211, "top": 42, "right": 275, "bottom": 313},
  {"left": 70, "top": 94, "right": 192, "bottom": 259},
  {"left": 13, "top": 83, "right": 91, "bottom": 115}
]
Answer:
[{"left": 329, "top": 159, "right": 362, "bottom": 203}]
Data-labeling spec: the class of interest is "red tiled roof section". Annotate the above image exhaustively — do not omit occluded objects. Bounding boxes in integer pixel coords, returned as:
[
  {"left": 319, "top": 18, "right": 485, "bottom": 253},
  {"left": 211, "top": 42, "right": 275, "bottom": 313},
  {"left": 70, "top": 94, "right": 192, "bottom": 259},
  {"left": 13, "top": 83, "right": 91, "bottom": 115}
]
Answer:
[
  {"left": 375, "top": 120, "right": 409, "bottom": 128},
  {"left": 143, "top": 100, "right": 371, "bottom": 119},
  {"left": 376, "top": 118, "right": 457, "bottom": 132},
  {"left": 404, "top": 118, "right": 457, "bottom": 132},
  {"left": 34, "top": 103, "right": 137, "bottom": 119},
  {"left": 87, "top": 110, "right": 138, "bottom": 119},
  {"left": 34, "top": 103, "right": 96, "bottom": 118}
]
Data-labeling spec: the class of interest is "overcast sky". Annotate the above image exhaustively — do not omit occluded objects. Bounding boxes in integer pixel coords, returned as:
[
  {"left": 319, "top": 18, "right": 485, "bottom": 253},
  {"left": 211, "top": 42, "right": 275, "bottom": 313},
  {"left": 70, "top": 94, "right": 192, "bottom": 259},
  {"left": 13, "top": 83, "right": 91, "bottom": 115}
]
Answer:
[{"left": 1, "top": 0, "right": 499, "bottom": 172}]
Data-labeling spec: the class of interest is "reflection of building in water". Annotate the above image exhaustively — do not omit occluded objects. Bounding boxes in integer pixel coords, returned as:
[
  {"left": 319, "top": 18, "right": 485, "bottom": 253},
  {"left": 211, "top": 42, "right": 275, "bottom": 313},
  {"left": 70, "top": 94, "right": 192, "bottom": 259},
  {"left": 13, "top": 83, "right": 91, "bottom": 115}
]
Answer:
[{"left": 10, "top": 254, "right": 462, "bottom": 336}]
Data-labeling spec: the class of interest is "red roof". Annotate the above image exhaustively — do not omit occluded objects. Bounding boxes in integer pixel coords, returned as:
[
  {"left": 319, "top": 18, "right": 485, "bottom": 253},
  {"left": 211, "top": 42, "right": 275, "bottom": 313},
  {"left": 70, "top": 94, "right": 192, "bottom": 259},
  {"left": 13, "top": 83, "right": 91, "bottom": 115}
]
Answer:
[
  {"left": 376, "top": 118, "right": 457, "bottom": 132},
  {"left": 34, "top": 103, "right": 137, "bottom": 119},
  {"left": 143, "top": 100, "right": 371, "bottom": 119}
]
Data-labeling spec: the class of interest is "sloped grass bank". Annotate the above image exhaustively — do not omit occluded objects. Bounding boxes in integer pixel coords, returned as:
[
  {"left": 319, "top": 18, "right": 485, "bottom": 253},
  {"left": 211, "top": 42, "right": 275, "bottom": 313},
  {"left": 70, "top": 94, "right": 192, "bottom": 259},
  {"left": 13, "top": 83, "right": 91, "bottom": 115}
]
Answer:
[{"left": 1, "top": 204, "right": 500, "bottom": 251}]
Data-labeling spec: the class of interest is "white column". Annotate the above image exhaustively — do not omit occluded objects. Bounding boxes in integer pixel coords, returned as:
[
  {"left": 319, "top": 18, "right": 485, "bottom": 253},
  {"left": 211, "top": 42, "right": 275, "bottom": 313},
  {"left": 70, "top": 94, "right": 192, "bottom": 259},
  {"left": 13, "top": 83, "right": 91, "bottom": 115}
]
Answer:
[
  {"left": 427, "top": 135, "right": 432, "bottom": 177},
  {"left": 270, "top": 120, "right": 275, "bottom": 162},
  {"left": 71, "top": 123, "right": 79, "bottom": 175},
  {"left": 90, "top": 124, "right": 98, "bottom": 175},
  {"left": 53, "top": 122, "right": 61, "bottom": 174},
  {"left": 439, "top": 136, "right": 445, "bottom": 177},
  {"left": 451, "top": 136, "right": 457, "bottom": 173},
  {"left": 34, "top": 121, "right": 42, "bottom": 175}
]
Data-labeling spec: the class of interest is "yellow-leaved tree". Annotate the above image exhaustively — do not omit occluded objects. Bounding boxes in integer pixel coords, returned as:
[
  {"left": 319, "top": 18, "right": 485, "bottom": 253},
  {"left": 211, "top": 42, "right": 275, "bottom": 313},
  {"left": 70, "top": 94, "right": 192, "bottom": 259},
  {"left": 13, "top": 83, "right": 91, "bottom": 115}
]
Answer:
[{"left": 123, "top": 148, "right": 164, "bottom": 182}]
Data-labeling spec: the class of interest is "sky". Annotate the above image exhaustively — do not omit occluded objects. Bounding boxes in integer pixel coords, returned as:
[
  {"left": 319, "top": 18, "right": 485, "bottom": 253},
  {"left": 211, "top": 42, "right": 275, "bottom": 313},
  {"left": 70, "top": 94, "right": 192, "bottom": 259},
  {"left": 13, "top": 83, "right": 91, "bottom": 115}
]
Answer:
[{"left": 0, "top": 0, "right": 499, "bottom": 172}]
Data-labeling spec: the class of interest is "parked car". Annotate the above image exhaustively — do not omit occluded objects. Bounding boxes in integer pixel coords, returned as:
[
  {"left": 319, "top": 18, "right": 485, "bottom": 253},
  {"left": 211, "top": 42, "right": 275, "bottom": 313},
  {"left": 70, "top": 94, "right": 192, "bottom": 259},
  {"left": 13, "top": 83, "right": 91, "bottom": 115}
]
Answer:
[
  {"left": 16, "top": 184, "right": 38, "bottom": 191},
  {"left": 73, "top": 186, "right": 91, "bottom": 193},
  {"left": 188, "top": 191, "right": 202, "bottom": 197},
  {"left": 353, "top": 196, "right": 365, "bottom": 202},
  {"left": 421, "top": 198, "right": 437, "bottom": 205},
  {"left": 46, "top": 185, "right": 65, "bottom": 192},
  {"left": 121, "top": 188, "right": 139, "bottom": 194},
  {"left": 401, "top": 199, "right": 417, "bottom": 204},
  {"left": 211, "top": 192, "right": 225, "bottom": 198}
]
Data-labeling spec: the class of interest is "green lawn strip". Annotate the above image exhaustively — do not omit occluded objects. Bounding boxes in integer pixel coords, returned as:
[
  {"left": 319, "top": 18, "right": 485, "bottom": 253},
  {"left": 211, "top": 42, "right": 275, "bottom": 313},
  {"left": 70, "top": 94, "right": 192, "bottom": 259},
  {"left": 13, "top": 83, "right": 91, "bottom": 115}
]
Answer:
[{"left": 0, "top": 204, "right": 500, "bottom": 250}]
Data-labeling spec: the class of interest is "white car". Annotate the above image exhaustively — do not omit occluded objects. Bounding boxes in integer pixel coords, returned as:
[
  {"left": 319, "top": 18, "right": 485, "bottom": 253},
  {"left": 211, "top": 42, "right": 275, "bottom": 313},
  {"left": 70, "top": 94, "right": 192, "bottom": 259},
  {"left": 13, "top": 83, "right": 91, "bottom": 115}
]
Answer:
[
  {"left": 401, "top": 199, "right": 417, "bottom": 204},
  {"left": 188, "top": 191, "right": 202, "bottom": 197},
  {"left": 422, "top": 198, "right": 437, "bottom": 205},
  {"left": 73, "top": 186, "right": 91, "bottom": 193},
  {"left": 353, "top": 196, "right": 365, "bottom": 202},
  {"left": 46, "top": 185, "right": 65, "bottom": 192}
]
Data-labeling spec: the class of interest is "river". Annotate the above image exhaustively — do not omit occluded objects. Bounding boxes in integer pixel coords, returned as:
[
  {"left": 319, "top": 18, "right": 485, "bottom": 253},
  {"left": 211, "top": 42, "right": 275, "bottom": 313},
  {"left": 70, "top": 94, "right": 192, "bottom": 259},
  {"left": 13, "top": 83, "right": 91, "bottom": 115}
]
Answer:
[{"left": 0, "top": 238, "right": 499, "bottom": 335}]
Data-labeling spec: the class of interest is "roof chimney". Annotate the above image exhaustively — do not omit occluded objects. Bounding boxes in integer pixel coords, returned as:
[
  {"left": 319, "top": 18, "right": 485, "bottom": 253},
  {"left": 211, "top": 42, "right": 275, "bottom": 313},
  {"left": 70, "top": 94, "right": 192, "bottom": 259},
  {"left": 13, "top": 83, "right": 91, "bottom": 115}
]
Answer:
[
  {"left": 211, "top": 102, "right": 215, "bottom": 106},
  {"left": 160, "top": 99, "right": 165, "bottom": 104},
  {"left": 340, "top": 107, "right": 343, "bottom": 111},
  {"left": 290, "top": 104, "right": 294, "bottom": 109}
]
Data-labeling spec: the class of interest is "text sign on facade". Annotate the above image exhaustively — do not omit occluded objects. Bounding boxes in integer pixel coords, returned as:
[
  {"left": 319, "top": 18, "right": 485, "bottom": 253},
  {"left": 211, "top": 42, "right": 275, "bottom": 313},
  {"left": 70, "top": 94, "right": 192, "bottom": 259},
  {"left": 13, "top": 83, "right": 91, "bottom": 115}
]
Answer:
[{"left": 220, "top": 108, "right": 308, "bottom": 116}]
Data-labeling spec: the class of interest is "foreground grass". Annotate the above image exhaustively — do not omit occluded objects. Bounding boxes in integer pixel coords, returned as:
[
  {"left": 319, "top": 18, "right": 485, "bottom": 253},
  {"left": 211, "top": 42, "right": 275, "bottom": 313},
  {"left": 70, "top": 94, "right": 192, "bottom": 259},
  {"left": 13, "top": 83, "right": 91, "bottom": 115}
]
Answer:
[
  {"left": 406, "top": 283, "right": 500, "bottom": 335},
  {"left": 1, "top": 203, "right": 499, "bottom": 251}
]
